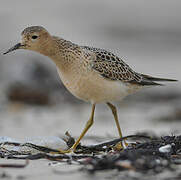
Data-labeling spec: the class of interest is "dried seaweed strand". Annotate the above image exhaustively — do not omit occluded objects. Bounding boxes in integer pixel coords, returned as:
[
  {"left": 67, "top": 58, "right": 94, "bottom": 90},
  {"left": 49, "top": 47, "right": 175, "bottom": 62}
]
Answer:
[{"left": 0, "top": 160, "right": 28, "bottom": 168}]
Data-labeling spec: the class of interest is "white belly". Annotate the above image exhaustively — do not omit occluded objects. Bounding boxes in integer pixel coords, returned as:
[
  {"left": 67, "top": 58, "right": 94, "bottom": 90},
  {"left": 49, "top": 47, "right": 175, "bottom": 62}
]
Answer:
[{"left": 57, "top": 68, "right": 141, "bottom": 104}]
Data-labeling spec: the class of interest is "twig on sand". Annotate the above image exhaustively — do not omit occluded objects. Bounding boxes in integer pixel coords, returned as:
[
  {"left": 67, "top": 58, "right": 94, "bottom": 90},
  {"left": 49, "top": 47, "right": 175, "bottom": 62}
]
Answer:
[{"left": 0, "top": 160, "right": 28, "bottom": 168}]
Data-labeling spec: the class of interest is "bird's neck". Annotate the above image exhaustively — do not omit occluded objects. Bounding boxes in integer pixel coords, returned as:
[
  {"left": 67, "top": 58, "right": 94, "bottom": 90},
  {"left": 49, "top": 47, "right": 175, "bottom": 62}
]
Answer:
[{"left": 46, "top": 36, "right": 80, "bottom": 71}]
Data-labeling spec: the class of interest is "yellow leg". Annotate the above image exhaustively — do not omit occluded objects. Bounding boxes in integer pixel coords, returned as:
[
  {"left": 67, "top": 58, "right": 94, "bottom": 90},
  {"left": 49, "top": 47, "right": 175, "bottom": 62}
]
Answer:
[
  {"left": 56, "top": 104, "right": 95, "bottom": 154},
  {"left": 71, "top": 104, "right": 96, "bottom": 151},
  {"left": 107, "top": 102, "right": 127, "bottom": 149},
  {"left": 107, "top": 102, "right": 123, "bottom": 138}
]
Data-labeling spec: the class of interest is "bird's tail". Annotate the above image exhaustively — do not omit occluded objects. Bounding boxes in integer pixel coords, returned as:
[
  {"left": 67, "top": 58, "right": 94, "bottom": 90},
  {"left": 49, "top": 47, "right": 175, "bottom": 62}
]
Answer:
[{"left": 141, "top": 74, "right": 178, "bottom": 82}]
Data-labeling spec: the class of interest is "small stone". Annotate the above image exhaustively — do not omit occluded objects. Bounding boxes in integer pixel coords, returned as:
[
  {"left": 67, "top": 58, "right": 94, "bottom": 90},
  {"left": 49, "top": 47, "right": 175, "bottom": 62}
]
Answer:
[{"left": 159, "top": 144, "right": 172, "bottom": 153}]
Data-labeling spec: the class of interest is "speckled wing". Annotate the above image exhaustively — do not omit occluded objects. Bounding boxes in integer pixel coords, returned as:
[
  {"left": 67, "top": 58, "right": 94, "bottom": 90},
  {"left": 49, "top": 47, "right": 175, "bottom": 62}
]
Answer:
[
  {"left": 81, "top": 46, "right": 146, "bottom": 85},
  {"left": 81, "top": 46, "right": 164, "bottom": 86}
]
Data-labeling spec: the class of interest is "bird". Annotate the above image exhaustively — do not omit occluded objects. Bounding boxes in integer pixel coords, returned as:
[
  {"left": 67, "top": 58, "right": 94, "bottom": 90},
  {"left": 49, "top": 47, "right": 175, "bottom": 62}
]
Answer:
[{"left": 3, "top": 26, "right": 177, "bottom": 153}]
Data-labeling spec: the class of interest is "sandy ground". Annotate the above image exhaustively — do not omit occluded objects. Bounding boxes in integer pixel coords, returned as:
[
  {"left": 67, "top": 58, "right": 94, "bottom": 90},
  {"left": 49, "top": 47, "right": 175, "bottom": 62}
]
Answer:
[
  {"left": 0, "top": 99, "right": 181, "bottom": 180},
  {"left": 0, "top": 0, "right": 181, "bottom": 179}
]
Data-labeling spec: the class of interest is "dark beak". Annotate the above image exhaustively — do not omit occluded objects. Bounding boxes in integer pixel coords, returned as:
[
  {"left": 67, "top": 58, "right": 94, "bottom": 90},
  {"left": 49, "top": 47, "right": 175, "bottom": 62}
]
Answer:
[{"left": 3, "top": 43, "right": 23, "bottom": 55}]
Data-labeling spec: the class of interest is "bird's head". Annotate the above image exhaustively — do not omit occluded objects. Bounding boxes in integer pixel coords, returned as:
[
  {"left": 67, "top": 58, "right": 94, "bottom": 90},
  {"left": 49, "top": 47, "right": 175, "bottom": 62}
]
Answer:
[{"left": 3, "top": 26, "right": 52, "bottom": 55}]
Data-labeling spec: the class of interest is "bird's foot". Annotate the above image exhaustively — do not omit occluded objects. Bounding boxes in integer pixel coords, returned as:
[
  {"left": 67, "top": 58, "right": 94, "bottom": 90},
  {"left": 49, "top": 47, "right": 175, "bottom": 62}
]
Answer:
[
  {"left": 49, "top": 148, "right": 74, "bottom": 154},
  {"left": 58, "top": 148, "right": 73, "bottom": 154},
  {"left": 114, "top": 140, "right": 128, "bottom": 151}
]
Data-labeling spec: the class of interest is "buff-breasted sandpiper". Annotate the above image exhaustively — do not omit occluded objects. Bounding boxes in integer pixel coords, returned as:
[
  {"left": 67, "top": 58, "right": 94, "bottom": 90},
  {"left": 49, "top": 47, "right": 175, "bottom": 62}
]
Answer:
[{"left": 3, "top": 26, "right": 177, "bottom": 153}]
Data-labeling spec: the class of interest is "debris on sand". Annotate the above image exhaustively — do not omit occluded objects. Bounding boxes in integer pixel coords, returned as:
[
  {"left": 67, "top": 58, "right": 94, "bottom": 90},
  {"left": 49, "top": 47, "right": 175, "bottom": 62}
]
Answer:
[
  {"left": 0, "top": 160, "right": 28, "bottom": 168},
  {"left": 1, "top": 132, "right": 181, "bottom": 179}
]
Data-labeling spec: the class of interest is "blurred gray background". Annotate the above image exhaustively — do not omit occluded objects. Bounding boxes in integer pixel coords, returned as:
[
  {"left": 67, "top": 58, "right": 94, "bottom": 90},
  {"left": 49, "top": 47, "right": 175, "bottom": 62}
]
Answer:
[{"left": 0, "top": 0, "right": 181, "bottom": 140}]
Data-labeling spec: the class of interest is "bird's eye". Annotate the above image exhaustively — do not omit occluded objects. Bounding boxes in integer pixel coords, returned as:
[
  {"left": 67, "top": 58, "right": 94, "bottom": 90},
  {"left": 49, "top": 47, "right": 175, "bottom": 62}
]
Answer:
[{"left": 31, "top": 35, "right": 38, "bottom": 39}]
